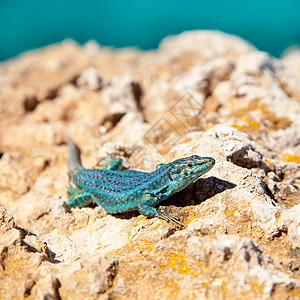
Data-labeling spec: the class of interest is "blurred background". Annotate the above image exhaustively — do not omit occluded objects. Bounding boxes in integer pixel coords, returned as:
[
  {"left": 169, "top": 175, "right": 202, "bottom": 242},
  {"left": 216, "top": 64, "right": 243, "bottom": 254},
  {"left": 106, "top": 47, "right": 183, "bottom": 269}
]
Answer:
[{"left": 0, "top": 0, "right": 299, "bottom": 61}]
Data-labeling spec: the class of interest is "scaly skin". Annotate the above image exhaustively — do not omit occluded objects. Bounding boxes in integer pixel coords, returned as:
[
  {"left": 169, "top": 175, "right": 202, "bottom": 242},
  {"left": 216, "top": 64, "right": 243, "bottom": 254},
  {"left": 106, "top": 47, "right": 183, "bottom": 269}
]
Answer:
[{"left": 67, "top": 137, "right": 215, "bottom": 227}]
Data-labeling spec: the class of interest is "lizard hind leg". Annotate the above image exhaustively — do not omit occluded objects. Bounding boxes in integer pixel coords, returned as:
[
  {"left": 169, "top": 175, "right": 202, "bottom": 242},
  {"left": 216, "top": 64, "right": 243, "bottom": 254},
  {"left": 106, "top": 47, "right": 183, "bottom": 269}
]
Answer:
[
  {"left": 154, "top": 209, "right": 184, "bottom": 228},
  {"left": 67, "top": 186, "right": 94, "bottom": 208},
  {"left": 103, "top": 156, "right": 123, "bottom": 171},
  {"left": 138, "top": 200, "right": 183, "bottom": 228}
]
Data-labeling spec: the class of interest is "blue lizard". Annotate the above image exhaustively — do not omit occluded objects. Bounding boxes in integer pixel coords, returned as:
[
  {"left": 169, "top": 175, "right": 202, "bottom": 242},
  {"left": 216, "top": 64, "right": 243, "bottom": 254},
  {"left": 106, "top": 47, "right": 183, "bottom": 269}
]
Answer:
[{"left": 67, "top": 137, "right": 215, "bottom": 227}]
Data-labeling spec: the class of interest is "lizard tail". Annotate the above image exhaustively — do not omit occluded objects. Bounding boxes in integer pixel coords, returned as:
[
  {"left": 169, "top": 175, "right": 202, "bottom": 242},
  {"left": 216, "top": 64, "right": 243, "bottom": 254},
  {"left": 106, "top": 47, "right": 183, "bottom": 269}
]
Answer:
[{"left": 67, "top": 136, "right": 84, "bottom": 180}]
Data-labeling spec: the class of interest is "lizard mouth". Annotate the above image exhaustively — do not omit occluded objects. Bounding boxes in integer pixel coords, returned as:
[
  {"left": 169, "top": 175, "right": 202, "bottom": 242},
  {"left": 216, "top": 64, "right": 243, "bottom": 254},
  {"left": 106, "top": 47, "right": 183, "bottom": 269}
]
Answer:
[
  {"left": 195, "top": 157, "right": 215, "bottom": 172},
  {"left": 182, "top": 158, "right": 215, "bottom": 180}
]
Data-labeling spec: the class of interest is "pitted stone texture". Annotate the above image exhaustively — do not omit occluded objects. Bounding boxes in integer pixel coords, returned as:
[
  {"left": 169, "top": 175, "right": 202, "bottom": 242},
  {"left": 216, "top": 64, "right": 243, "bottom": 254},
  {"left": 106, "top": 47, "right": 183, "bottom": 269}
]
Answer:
[{"left": 1, "top": 31, "right": 300, "bottom": 299}]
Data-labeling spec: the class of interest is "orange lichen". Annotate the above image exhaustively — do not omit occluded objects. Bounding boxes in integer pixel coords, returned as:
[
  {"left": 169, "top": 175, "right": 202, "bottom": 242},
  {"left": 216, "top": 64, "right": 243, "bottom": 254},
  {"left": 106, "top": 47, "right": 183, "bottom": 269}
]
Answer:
[
  {"left": 168, "top": 253, "right": 192, "bottom": 274},
  {"left": 232, "top": 124, "right": 246, "bottom": 131},
  {"left": 263, "top": 111, "right": 291, "bottom": 130},
  {"left": 185, "top": 208, "right": 197, "bottom": 224},
  {"left": 162, "top": 252, "right": 200, "bottom": 276},
  {"left": 232, "top": 117, "right": 261, "bottom": 133},
  {"left": 204, "top": 123, "right": 215, "bottom": 131},
  {"left": 178, "top": 137, "right": 192, "bottom": 144},
  {"left": 252, "top": 283, "right": 264, "bottom": 295},
  {"left": 227, "top": 211, "right": 234, "bottom": 217},
  {"left": 247, "top": 120, "right": 261, "bottom": 130},
  {"left": 283, "top": 154, "right": 300, "bottom": 163},
  {"left": 231, "top": 99, "right": 292, "bottom": 132}
]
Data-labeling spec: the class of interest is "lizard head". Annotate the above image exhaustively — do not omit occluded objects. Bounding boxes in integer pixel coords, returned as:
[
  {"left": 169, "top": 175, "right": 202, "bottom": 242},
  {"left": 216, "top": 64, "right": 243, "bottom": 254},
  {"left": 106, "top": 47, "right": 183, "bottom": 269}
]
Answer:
[{"left": 167, "top": 155, "right": 215, "bottom": 189}]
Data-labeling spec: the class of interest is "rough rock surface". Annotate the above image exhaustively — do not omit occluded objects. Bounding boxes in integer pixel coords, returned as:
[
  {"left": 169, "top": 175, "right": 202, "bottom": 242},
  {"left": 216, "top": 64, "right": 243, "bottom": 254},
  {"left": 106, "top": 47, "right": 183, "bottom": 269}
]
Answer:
[{"left": 0, "top": 31, "right": 300, "bottom": 299}]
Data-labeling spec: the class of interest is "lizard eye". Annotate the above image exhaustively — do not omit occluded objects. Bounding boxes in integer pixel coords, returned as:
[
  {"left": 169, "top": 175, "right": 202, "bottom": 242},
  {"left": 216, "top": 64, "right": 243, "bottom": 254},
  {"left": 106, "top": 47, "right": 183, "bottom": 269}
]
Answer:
[{"left": 186, "top": 163, "right": 193, "bottom": 168}]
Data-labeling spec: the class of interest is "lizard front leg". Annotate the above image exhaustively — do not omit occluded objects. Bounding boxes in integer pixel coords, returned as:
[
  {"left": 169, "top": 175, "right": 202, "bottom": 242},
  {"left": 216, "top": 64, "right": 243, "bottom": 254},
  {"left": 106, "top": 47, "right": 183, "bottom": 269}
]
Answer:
[{"left": 138, "top": 195, "right": 183, "bottom": 227}]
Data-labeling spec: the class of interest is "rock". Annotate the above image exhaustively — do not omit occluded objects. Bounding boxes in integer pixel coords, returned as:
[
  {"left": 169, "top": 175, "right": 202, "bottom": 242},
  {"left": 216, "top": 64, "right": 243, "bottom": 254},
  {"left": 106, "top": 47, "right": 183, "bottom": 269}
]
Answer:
[
  {"left": 0, "top": 31, "right": 300, "bottom": 299},
  {"left": 0, "top": 206, "right": 119, "bottom": 299},
  {"left": 76, "top": 66, "right": 107, "bottom": 90}
]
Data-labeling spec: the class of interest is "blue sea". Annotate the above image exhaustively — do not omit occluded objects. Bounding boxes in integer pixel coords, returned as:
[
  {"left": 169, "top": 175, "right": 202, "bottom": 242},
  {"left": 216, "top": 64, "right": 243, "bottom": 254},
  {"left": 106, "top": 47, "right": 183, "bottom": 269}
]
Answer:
[{"left": 0, "top": 0, "right": 299, "bottom": 61}]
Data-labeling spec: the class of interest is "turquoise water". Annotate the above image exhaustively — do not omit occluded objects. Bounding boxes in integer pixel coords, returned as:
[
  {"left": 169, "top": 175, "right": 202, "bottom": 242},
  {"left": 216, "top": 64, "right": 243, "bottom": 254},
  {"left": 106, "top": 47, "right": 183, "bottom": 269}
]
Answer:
[{"left": 0, "top": 0, "right": 299, "bottom": 61}]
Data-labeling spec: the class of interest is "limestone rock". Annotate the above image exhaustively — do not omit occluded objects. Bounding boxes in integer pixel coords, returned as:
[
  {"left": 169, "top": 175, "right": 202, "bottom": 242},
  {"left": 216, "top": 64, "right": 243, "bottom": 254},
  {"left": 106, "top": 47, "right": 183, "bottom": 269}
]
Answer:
[{"left": 0, "top": 31, "right": 300, "bottom": 299}]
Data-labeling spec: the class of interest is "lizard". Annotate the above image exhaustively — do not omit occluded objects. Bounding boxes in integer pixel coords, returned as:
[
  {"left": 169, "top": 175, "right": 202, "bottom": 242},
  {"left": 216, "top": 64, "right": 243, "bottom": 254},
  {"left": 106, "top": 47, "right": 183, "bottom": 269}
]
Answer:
[{"left": 66, "top": 137, "right": 215, "bottom": 227}]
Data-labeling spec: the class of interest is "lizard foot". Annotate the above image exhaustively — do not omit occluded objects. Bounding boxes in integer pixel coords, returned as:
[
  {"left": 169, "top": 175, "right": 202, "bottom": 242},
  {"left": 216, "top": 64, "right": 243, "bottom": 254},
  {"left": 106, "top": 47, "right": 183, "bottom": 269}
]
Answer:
[{"left": 155, "top": 210, "right": 184, "bottom": 228}]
